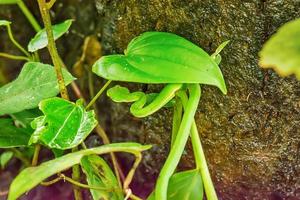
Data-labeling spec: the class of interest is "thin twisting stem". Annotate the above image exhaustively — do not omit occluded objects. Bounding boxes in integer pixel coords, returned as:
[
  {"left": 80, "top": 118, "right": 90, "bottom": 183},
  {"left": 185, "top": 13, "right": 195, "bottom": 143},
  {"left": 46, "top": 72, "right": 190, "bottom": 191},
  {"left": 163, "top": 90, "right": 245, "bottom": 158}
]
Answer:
[
  {"left": 123, "top": 153, "right": 142, "bottom": 190},
  {"left": 6, "top": 25, "right": 31, "bottom": 57},
  {"left": 0, "top": 52, "right": 29, "bottom": 61}
]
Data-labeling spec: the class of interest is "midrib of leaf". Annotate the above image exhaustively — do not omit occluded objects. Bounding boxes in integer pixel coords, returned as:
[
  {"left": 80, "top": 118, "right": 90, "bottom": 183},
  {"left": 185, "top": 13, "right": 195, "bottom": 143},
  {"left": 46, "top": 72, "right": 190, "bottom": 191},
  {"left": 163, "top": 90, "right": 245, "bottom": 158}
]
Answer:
[{"left": 48, "top": 106, "right": 79, "bottom": 146}]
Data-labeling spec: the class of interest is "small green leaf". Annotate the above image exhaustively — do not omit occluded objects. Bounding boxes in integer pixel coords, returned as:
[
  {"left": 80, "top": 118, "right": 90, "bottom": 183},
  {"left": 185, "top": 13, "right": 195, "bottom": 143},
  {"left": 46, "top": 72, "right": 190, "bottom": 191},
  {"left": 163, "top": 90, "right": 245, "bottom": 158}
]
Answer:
[
  {"left": 28, "top": 19, "right": 73, "bottom": 52},
  {"left": 0, "top": 62, "right": 75, "bottom": 115},
  {"left": 8, "top": 143, "right": 151, "bottom": 200},
  {"left": 0, "top": 20, "right": 11, "bottom": 26},
  {"left": 147, "top": 169, "right": 203, "bottom": 200},
  {"left": 29, "top": 97, "right": 98, "bottom": 150},
  {"left": 0, "top": 118, "right": 32, "bottom": 148},
  {"left": 259, "top": 18, "right": 300, "bottom": 79},
  {"left": 0, "top": 0, "right": 19, "bottom": 4},
  {"left": 81, "top": 155, "right": 124, "bottom": 200},
  {"left": 0, "top": 151, "right": 14, "bottom": 169}
]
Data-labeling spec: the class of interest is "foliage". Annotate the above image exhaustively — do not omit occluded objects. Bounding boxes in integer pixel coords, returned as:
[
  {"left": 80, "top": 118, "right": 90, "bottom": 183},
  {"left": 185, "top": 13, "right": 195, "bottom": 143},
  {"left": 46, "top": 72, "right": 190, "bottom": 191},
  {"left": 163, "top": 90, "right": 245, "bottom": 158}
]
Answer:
[
  {"left": 147, "top": 169, "right": 203, "bottom": 200},
  {"left": 28, "top": 19, "right": 73, "bottom": 52},
  {"left": 8, "top": 143, "right": 151, "bottom": 200},
  {"left": 0, "top": 151, "right": 14, "bottom": 169},
  {"left": 0, "top": 118, "right": 32, "bottom": 148},
  {"left": 0, "top": 62, "right": 74, "bottom": 115},
  {"left": 93, "top": 31, "right": 227, "bottom": 200},
  {"left": 29, "top": 97, "right": 98, "bottom": 150},
  {"left": 93, "top": 31, "right": 227, "bottom": 94},
  {"left": 81, "top": 155, "right": 124, "bottom": 200},
  {"left": 259, "top": 18, "right": 300, "bottom": 79}
]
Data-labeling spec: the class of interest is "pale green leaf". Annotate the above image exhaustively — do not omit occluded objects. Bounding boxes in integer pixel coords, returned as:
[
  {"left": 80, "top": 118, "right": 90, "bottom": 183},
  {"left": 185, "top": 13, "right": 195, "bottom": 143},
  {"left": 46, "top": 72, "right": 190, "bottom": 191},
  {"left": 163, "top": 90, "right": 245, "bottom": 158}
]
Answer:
[
  {"left": 259, "top": 18, "right": 300, "bottom": 79},
  {"left": 28, "top": 19, "right": 73, "bottom": 52},
  {"left": 0, "top": 118, "right": 32, "bottom": 148},
  {"left": 0, "top": 20, "right": 11, "bottom": 26},
  {"left": 0, "top": 151, "right": 14, "bottom": 169},
  {"left": 8, "top": 143, "right": 151, "bottom": 200},
  {"left": 147, "top": 169, "right": 203, "bottom": 200},
  {"left": 0, "top": 62, "right": 75, "bottom": 115},
  {"left": 81, "top": 155, "right": 124, "bottom": 200},
  {"left": 29, "top": 98, "right": 98, "bottom": 150}
]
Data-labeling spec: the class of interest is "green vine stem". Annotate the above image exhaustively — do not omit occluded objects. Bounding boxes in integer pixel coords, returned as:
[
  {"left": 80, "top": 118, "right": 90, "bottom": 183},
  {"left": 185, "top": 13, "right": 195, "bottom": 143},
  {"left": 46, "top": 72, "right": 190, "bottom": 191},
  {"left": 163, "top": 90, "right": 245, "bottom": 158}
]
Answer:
[
  {"left": 155, "top": 84, "right": 200, "bottom": 200},
  {"left": 176, "top": 90, "right": 218, "bottom": 200},
  {"left": 0, "top": 52, "right": 29, "bottom": 61},
  {"left": 36, "top": 0, "right": 81, "bottom": 199},
  {"left": 17, "top": 0, "right": 41, "bottom": 32},
  {"left": 31, "top": 144, "right": 41, "bottom": 166},
  {"left": 37, "top": 0, "right": 69, "bottom": 100},
  {"left": 86, "top": 80, "right": 112, "bottom": 109},
  {"left": 6, "top": 23, "right": 31, "bottom": 58}
]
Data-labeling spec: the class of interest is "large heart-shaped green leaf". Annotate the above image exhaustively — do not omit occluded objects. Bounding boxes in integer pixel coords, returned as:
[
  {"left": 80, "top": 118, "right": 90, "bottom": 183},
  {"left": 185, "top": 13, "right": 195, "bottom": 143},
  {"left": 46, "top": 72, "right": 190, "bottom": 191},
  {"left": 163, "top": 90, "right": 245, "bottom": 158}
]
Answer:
[
  {"left": 81, "top": 155, "right": 124, "bottom": 200},
  {"left": 28, "top": 19, "right": 73, "bottom": 52},
  {"left": 259, "top": 18, "right": 300, "bottom": 79},
  {"left": 93, "top": 32, "right": 227, "bottom": 94},
  {"left": 8, "top": 143, "right": 151, "bottom": 200},
  {"left": 0, "top": 118, "right": 32, "bottom": 148},
  {"left": 0, "top": 62, "right": 75, "bottom": 115},
  {"left": 147, "top": 169, "right": 203, "bottom": 200},
  {"left": 29, "top": 97, "right": 98, "bottom": 149}
]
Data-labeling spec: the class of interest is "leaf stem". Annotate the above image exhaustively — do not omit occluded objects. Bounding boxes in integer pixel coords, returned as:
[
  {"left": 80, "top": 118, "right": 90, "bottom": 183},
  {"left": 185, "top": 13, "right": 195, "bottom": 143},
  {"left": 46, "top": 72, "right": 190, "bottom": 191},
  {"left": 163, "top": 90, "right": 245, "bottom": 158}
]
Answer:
[
  {"left": 6, "top": 24, "right": 31, "bottom": 57},
  {"left": 17, "top": 0, "right": 42, "bottom": 32},
  {"left": 37, "top": 0, "right": 69, "bottom": 100},
  {"left": 86, "top": 80, "right": 112, "bottom": 110},
  {"left": 0, "top": 52, "right": 29, "bottom": 61},
  {"left": 176, "top": 90, "right": 218, "bottom": 200},
  {"left": 71, "top": 147, "right": 83, "bottom": 200},
  {"left": 31, "top": 144, "right": 41, "bottom": 166},
  {"left": 155, "top": 84, "right": 200, "bottom": 200}
]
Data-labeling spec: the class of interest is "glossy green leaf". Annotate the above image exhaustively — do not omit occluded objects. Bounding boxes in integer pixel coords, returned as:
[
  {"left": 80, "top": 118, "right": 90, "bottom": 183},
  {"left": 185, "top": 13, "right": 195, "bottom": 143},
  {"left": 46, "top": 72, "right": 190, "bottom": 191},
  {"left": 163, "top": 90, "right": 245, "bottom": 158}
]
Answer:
[
  {"left": 0, "top": 20, "right": 11, "bottom": 26},
  {"left": 28, "top": 19, "right": 73, "bottom": 52},
  {"left": 93, "top": 32, "right": 227, "bottom": 94},
  {"left": 0, "top": 118, "right": 32, "bottom": 148},
  {"left": 147, "top": 169, "right": 203, "bottom": 200},
  {"left": 259, "top": 18, "right": 300, "bottom": 79},
  {"left": 81, "top": 155, "right": 124, "bottom": 200},
  {"left": 8, "top": 143, "right": 151, "bottom": 200},
  {"left": 0, "top": 151, "right": 14, "bottom": 169},
  {"left": 29, "top": 97, "right": 98, "bottom": 150},
  {"left": 0, "top": 62, "right": 75, "bottom": 115},
  {"left": 0, "top": 0, "right": 19, "bottom": 4}
]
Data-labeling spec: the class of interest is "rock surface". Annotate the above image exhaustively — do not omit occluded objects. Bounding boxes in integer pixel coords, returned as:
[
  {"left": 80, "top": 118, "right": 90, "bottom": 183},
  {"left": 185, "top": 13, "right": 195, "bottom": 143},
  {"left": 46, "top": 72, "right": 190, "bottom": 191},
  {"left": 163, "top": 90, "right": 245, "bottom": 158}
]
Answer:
[{"left": 0, "top": 0, "right": 299, "bottom": 199}]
